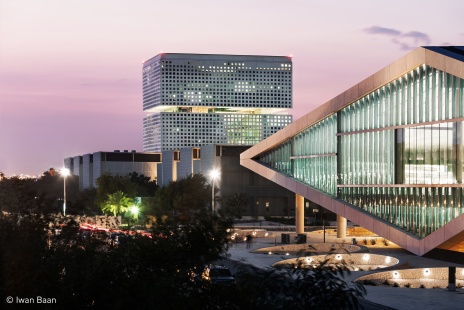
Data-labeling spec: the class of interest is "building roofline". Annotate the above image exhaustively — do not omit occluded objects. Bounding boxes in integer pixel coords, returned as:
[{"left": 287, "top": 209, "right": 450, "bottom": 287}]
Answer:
[
  {"left": 143, "top": 53, "right": 293, "bottom": 64},
  {"left": 241, "top": 46, "right": 464, "bottom": 160}
]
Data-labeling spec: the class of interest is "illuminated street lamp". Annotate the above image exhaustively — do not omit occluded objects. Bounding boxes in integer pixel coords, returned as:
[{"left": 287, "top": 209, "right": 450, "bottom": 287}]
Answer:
[
  {"left": 130, "top": 205, "right": 139, "bottom": 222},
  {"left": 60, "top": 168, "right": 70, "bottom": 216},
  {"left": 209, "top": 168, "right": 220, "bottom": 214}
]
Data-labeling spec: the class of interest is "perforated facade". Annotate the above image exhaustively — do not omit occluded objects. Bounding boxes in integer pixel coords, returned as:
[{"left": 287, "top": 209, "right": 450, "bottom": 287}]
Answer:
[{"left": 142, "top": 53, "right": 292, "bottom": 152}]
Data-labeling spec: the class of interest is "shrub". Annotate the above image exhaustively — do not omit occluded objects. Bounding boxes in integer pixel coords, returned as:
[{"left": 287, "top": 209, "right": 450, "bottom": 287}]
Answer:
[
  {"left": 382, "top": 238, "right": 389, "bottom": 246},
  {"left": 370, "top": 238, "right": 377, "bottom": 245}
]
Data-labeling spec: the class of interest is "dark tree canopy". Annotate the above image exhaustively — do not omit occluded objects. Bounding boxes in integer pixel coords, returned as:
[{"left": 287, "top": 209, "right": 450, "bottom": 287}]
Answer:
[
  {"left": 222, "top": 192, "right": 250, "bottom": 219},
  {"left": 152, "top": 173, "right": 212, "bottom": 222},
  {"left": 0, "top": 172, "right": 79, "bottom": 214},
  {"left": 95, "top": 172, "right": 157, "bottom": 208},
  {"left": 0, "top": 171, "right": 365, "bottom": 309}
]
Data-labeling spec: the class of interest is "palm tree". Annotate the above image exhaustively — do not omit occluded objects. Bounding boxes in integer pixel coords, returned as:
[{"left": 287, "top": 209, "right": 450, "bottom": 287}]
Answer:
[{"left": 101, "top": 191, "right": 132, "bottom": 216}]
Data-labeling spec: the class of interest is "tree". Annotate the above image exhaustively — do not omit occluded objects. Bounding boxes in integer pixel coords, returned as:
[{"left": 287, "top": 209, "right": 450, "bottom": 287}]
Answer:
[
  {"left": 0, "top": 170, "right": 81, "bottom": 215},
  {"left": 223, "top": 192, "right": 249, "bottom": 219},
  {"left": 0, "top": 176, "right": 34, "bottom": 213},
  {"left": 0, "top": 189, "right": 234, "bottom": 308},
  {"left": 74, "top": 187, "right": 99, "bottom": 215},
  {"left": 0, "top": 170, "right": 366, "bottom": 309},
  {"left": 95, "top": 173, "right": 136, "bottom": 207},
  {"left": 153, "top": 173, "right": 212, "bottom": 222},
  {"left": 128, "top": 171, "right": 158, "bottom": 196},
  {"left": 101, "top": 190, "right": 132, "bottom": 216},
  {"left": 95, "top": 172, "right": 158, "bottom": 208}
]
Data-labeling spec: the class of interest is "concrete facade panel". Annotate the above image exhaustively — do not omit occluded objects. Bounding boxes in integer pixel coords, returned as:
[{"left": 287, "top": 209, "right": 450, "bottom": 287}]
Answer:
[
  {"left": 445, "top": 58, "right": 464, "bottom": 79},
  {"left": 389, "top": 228, "right": 408, "bottom": 252},
  {"left": 178, "top": 148, "right": 193, "bottom": 179},
  {"left": 357, "top": 76, "right": 375, "bottom": 99},
  {"left": 343, "top": 84, "right": 359, "bottom": 106},
  {"left": 388, "top": 58, "right": 408, "bottom": 80},
  {"left": 295, "top": 182, "right": 307, "bottom": 198},
  {"left": 423, "top": 228, "right": 445, "bottom": 254},
  {"left": 357, "top": 213, "right": 374, "bottom": 232},
  {"left": 406, "top": 235, "right": 421, "bottom": 255},
  {"left": 374, "top": 222, "right": 390, "bottom": 240},
  {"left": 373, "top": 66, "right": 391, "bottom": 91},
  {"left": 425, "top": 49, "right": 446, "bottom": 72},
  {"left": 443, "top": 214, "right": 464, "bottom": 241},
  {"left": 406, "top": 48, "right": 425, "bottom": 70},
  {"left": 344, "top": 206, "right": 359, "bottom": 225},
  {"left": 285, "top": 178, "right": 297, "bottom": 193}
]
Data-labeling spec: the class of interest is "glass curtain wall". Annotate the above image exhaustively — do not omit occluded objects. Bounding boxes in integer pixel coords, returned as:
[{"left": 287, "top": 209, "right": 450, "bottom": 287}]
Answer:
[
  {"left": 291, "top": 115, "right": 337, "bottom": 195},
  {"left": 259, "top": 64, "right": 464, "bottom": 239}
]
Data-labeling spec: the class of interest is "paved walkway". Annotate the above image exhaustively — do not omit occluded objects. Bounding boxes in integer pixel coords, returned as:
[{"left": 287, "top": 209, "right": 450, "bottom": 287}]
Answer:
[{"left": 226, "top": 228, "right": 464, "bottom": 310}]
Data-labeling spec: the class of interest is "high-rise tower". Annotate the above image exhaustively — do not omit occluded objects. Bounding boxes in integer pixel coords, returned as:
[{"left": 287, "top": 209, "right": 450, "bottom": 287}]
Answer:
[{"left": 142, "top": 53, "right": 292, "bottom": 152}]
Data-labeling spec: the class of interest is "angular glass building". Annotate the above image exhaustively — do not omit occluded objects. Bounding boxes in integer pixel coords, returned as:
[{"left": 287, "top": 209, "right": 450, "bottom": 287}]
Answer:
[
  {"left": 142, "top": 53, "right": 293, "bottom": 152},
  {"left": 241, "top": 46, "right": 464, "bottom": 256}
]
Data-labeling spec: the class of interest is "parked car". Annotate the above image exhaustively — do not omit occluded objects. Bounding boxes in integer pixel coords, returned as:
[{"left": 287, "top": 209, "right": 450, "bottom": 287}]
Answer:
[{"left": 202, "top": 265, "right": 236, "bottom": 285}]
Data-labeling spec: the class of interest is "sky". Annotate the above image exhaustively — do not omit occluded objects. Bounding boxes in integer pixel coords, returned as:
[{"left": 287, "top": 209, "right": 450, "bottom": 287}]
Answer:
[{"left": 0, "top": 0, "right": 463, "bottom": 177}]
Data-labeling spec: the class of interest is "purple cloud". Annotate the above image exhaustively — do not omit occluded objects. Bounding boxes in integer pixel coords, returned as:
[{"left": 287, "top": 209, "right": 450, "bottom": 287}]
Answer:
[
  {"left": 392, "top": 38, "right": 412, "bottom": 51},
  {"left": 402, "top": 31, "right": 431, "bottom": 45},
  {"left": 364, "top": 25, "right": 432, "bottom": 50},
  {"left": 364, "top": 26, "right": 401, "bottom": 36}
]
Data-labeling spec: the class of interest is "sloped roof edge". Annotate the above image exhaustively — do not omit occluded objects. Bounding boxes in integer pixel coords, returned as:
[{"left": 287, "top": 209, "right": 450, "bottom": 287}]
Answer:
[{"left": 241, "top": 46, "right": 464, "bottom": 160}]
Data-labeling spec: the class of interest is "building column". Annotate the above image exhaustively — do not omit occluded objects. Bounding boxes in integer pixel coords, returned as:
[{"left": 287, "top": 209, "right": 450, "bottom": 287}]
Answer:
[
  {"left": 336, "top": 215, "right": 347, "bottom": 238},
  {"left": 295, "top": 194, "right": 305, "bottom": 234}
]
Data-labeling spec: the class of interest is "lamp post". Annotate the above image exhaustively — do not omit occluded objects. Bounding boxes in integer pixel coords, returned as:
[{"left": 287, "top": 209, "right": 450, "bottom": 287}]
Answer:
[
  {"left": 209, "top": 168, "right": 220, "bottom": 214},
  {"left": 60, "top": 168, "right": 70, "bottom": 216},
  {"left": 130, "top": 205, "right": 139, "bottom": 227}
]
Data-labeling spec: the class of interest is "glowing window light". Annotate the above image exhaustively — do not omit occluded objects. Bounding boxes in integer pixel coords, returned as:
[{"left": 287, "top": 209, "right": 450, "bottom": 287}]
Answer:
[
  {"left": 305, "top": 257, "right": 312, "bottom": 264},
  {"left": 393, "top": 271, "right": 400, "bottom": 279},
  {"left": 385, "top": 257, "right": 391, "bottom": 264},
  {"left": 336, "top": 254, "right": 342, "bottom": 260},
  {"left": 363, "top": 254, "right": 370, "bottom": 261},
  {"left": 268, "top": 251, "right": 272, "bottom": 255}
]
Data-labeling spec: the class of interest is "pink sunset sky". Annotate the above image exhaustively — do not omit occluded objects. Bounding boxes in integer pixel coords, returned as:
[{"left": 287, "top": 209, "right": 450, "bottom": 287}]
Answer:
[{"left": 0, "top": 0, "right": 463, "bottom": 176}]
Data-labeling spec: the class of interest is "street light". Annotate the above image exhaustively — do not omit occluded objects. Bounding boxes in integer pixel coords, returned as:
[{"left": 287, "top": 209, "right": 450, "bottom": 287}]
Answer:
[
  {"left": 130, "top": 205, "right": 139, "bottom": 228},
  {"left": 59, "top": 168, "right": 70, "bottom": 216},
  {"left": 209, "top": 168, "right": 220, "bottom": 214},
  {"left": 130, "top": 206, "right": 139, "bottom": 222}
]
